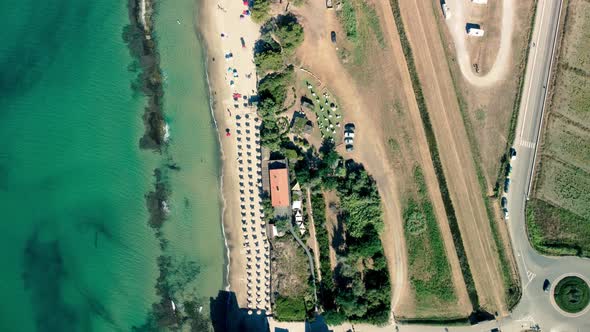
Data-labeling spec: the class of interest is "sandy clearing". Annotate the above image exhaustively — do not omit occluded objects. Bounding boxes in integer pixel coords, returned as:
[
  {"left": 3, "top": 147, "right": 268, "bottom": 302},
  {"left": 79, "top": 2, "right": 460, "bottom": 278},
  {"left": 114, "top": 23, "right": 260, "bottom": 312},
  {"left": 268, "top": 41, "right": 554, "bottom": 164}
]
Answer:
[
  {"left": 398, "top": 0, "right": 508, "bottom": 315},
  {"left": 292, "top": 2, "right": 408, "bottom": 316},
  {"left": 445, "top": 0, "right": 515, "bottom": 87}
]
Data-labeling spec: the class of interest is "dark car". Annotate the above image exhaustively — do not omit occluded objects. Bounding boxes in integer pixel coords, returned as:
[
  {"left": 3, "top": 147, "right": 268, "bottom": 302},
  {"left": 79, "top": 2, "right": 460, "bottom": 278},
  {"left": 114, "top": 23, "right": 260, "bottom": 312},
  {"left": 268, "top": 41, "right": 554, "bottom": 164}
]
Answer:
[
  {"left": 543, "top": 279, "right": 551, "bottom": 293},
  {"left": 501, "top": 196, "right": 507, "bottom": 208},
  {"left": 330, "top": 31, "right": 336, "bottom": 43},
  {"left": 346, "top": 144, "right": 354, "bottom": 152},
  {"left": 505, "top": 163, "right": 512, "bottom": 176},
  {"left": 504, "top": 178, "right": 511, "bottom": 193},
  {"left": 510, "top": 147, "right": 517, "bottom": 160}
]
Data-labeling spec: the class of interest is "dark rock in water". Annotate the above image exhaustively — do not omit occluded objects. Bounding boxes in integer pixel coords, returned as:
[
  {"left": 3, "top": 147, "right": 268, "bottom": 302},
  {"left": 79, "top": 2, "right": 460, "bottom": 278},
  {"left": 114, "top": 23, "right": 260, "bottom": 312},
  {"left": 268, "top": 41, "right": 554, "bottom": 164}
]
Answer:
[
  {"left": 167, "top": 163, "right": 181, "bottom": 171},
  {"left": 123, "top": 0, "right": 166, "bottom": 152},
  {"left": 145, "top": 168, "right": 169, "bottom": 229}
]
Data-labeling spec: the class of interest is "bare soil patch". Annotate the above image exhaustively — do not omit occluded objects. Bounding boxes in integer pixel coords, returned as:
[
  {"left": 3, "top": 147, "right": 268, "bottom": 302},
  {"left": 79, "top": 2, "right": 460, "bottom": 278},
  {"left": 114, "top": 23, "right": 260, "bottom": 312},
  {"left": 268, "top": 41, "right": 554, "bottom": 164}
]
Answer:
[{"left": 272, "top": 235, "right": 312, "bottom": 298}]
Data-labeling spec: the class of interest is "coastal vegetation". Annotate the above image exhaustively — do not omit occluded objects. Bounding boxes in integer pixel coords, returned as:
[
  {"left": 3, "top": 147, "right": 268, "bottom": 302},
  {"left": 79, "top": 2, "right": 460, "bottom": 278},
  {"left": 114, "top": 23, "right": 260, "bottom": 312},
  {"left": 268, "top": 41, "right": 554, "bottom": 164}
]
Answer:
[
  {"left": 252, "top": 6, "right": 390, "bottom": 324},
  {"left": 272, "top": 235, "right": 316, "bottom": 321},
  {"left": 528, "top": 0, "right": 590, "bottom": 259}
]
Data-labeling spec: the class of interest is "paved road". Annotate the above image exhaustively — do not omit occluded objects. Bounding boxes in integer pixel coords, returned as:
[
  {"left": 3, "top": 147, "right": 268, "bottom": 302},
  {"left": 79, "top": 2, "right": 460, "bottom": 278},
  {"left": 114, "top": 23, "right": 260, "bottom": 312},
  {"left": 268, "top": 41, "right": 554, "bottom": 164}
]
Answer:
[
  {"left": 445, "top": 0, "right": 514, "bottom": 87},
  {"left": 504, "top": 0, "right": 590, "bottom": 330}
]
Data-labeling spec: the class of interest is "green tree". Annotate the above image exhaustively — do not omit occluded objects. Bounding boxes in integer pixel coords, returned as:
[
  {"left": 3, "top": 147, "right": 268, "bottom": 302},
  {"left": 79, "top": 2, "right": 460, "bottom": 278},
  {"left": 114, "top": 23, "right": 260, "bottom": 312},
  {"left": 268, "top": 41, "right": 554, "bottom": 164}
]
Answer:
[
  {"left": 254, "top": 49, "right": 284, "bottom": 73},
  {"left": 274, "top": 15, "right": 305, "bottom": 53},
  {"left": 251, "top": 0, "right": 271, "bottom": 23}
]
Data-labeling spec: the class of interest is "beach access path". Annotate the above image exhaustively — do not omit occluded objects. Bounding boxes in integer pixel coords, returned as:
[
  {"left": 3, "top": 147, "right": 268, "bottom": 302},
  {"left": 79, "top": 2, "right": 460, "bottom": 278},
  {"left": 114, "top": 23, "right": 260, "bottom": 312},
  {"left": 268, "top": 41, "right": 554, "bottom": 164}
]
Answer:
[{"left": 199, "top": 0, "right": 269, "bottom": 312}]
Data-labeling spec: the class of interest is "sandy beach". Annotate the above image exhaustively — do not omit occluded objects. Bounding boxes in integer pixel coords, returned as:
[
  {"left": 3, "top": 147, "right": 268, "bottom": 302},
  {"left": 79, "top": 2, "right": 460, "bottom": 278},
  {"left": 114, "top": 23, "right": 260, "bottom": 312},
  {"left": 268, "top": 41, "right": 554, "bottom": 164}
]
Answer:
[{"left": 199, "top": 0, "right": 267, "bottom": 310}]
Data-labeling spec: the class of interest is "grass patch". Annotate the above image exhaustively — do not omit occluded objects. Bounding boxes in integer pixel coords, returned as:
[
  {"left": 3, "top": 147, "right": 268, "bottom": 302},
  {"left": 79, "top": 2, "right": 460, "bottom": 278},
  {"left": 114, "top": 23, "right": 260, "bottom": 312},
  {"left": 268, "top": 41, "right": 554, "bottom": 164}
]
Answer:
[
  {"left": 274, "top": 295, "right": 310, "bottom": 321},
  {"left": 359, "top": 1, "right": 386, "bottom": 48},
  {"left": 537, "top": 158, "right": 590, "bottom": 219},
  {"left": 554, "top": 276, "right": 590, "bottom": 313},
  {"left": 338, "top": 0, "right": 358, "bottom": 42},
  {"left": 336, "top": 0, "right": 386, "bottom": 66},
  {"left": 527, "top": 198, "right": 590, "bottom": 257},
  {"left": 389, "top": 0, "right": 480, "bottom": 311},
  {"left": 404, "top": 167, "right": 457, "bottom": 311}
]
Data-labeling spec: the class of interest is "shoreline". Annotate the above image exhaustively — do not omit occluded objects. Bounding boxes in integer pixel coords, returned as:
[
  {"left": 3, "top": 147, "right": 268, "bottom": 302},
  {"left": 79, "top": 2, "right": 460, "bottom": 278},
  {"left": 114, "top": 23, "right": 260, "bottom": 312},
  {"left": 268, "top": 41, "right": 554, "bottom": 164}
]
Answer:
[{"left": 202, "top": 51, "right": 232, "bottom": 291}]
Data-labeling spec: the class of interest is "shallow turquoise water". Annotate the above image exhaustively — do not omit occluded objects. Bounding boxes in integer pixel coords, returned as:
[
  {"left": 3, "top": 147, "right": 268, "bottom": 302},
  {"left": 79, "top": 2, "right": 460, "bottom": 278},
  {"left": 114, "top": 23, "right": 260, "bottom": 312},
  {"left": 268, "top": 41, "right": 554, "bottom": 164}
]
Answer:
[{"left": 0, "top": 0, "right": 223, "bottom": 331}]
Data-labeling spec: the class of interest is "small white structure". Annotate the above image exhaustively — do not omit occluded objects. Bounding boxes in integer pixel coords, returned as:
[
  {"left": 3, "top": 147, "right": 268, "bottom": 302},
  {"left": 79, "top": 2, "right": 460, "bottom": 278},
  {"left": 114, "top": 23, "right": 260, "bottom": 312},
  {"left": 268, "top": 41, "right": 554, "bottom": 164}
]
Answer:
[
  {"left": 471, "top": 0, "right": 488, "bottom": 4},
  {"left": 442, "top": 3, "right": 451, "bottom": 19},
  {"left": 467, "top": 27, "right": 485, "bottom": 37}
]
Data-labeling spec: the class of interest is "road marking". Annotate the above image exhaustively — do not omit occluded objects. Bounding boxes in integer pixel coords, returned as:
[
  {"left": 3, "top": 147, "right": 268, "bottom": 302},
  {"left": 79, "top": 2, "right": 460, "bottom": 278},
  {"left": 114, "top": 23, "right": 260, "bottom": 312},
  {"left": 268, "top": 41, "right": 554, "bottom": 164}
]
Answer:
[
  {"left": 519, "top": 139, "right": 536, "bottom": 149},
  {"left": 519, "top": 250, "right": 537, "bottom": 290}
]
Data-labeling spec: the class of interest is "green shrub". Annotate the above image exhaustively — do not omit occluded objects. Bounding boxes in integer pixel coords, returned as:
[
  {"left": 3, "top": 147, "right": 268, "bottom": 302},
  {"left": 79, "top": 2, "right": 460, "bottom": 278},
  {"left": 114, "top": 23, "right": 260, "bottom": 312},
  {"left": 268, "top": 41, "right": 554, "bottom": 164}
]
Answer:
[
  {"left": 338, "top": 0, "right": 358, "bottom": 42},
  {"left": 274, "top": 296, "right": 308, "bottom": 321}
]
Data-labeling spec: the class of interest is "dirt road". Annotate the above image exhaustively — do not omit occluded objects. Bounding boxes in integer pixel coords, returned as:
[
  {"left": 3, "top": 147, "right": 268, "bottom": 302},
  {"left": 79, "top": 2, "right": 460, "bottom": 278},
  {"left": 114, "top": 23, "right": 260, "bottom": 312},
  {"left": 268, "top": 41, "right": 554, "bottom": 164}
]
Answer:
[
  {"left": 397, "top": 0, "right": 508, "bottom": 315},
  {"left": 445, "top": 0, "right": 515, "bottom": 87}
]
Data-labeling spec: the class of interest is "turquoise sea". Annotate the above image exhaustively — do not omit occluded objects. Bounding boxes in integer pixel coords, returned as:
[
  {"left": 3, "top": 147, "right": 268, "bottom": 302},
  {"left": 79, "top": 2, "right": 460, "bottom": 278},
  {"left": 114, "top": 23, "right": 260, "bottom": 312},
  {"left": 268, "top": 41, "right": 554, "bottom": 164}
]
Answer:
[{"left": 0, "top": 0, "right": 224, "bottom": 331}]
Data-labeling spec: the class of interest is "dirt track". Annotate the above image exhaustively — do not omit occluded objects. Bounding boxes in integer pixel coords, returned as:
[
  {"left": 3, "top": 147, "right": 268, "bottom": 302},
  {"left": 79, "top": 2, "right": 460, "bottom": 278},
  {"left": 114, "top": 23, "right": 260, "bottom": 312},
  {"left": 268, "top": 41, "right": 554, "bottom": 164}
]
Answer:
[
  {"left": 375, "top": 0, "right": 472, "bottom": 317},
  {"left": 397, "top": 0, "right": 508, "bottom": 315}
]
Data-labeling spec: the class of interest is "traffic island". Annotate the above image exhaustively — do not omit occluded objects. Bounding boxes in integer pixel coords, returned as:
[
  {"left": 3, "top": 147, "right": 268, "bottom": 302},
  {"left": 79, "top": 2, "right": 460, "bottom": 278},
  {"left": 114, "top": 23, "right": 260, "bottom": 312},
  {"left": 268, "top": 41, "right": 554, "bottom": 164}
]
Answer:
[{"left": 551, "top": 274, "right": 590, "bottom": 317}]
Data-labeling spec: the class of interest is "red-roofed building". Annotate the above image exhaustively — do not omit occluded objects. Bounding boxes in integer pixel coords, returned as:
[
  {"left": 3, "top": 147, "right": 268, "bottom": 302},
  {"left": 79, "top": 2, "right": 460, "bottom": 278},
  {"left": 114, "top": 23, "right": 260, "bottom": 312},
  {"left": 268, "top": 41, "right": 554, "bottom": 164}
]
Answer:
[{"left": 269, "top": 168, "right": 290, "bottom": 207}]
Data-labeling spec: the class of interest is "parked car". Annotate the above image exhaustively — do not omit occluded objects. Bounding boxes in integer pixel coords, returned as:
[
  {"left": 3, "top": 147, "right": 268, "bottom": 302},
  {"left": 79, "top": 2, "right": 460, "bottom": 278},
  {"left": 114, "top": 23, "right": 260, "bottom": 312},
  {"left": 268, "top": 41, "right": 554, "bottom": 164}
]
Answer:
[
  {"left": 505, "top": 163, "right": 512, "bottom": 176},
  {"left": 504, "top": 178, "right": 511, "bottom": 193},
  {"left": 330, "top": 31, "right": 337, "bottom": 43},
  {"left": 344, "top": 123, "right": 355, "bottom": 131},
  {"left": 240, "top": 37, "right": 246, "bottom": 48},
  {"left": 346, "top": 144, "right": 354, "bottom": 152},
  {"left": 501, "top": 196, "right": 507, "bottom": 208},
  {"left": 503, "top": 208, "right": 509, "bottom": 220},
  {"left": 543, "top": 279, "right": 551, "bottom": 293},
  {"left": 510, "top": 147, "right": 517, "bottom": 160}
]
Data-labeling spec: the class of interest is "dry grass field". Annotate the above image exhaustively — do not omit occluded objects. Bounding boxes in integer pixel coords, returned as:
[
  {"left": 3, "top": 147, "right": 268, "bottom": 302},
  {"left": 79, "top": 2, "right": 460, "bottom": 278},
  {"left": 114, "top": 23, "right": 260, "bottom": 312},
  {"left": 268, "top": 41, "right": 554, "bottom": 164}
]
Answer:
[{"left": 528, "top": 0, "right": 590, "bottom": 258}]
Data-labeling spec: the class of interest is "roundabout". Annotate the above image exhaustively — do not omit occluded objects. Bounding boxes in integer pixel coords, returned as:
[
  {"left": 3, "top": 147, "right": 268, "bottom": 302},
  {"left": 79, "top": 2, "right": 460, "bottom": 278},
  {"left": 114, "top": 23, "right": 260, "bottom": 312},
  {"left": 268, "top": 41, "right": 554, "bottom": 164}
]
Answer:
[{"left": 550, "top": 273, "right": 590, "bottom": 317}]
